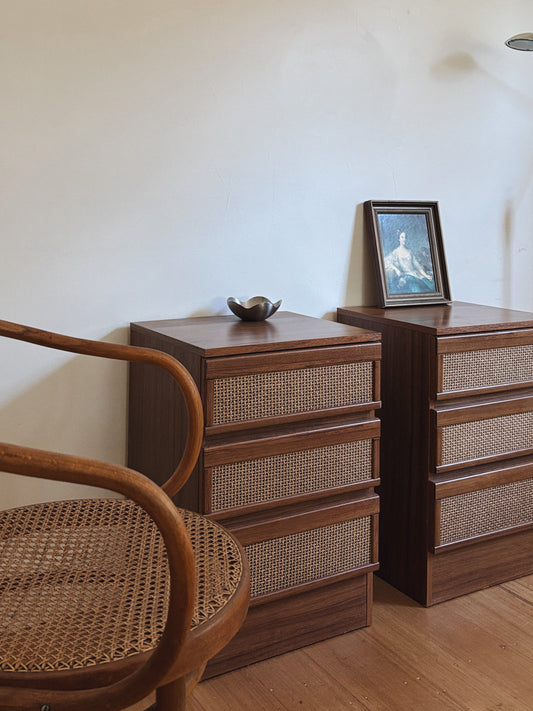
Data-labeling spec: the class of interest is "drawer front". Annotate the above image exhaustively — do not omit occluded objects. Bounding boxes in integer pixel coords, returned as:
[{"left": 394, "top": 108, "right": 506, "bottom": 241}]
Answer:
[
  {"left": 245, "top": 515, "right": 375, "bottom": 599},
  {"left": 210, "top": 360, "right": 374, "bottom": 426},
  {"left": 438, "top": 478, "right": 533, "bottom": 547},
  {"left": 440, "top": 411, "right": 533, "bottom": 467},
  {"left": 437, "top": 331, "right": 533, "bottom": 397},
  {"left": 440, "top": 345, "right": 533, "bottom": 394},
  {"left": 209, "top": 437, "right": 376, "bottom": 514}
]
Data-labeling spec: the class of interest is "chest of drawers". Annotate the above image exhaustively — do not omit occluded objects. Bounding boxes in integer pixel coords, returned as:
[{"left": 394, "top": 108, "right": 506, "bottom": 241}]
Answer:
[
  {"left": 128, "top": 312, "right": 381, "bottom": 673},
  {"left": 337, "top": 302, "right": 533, "bottom": 606}
]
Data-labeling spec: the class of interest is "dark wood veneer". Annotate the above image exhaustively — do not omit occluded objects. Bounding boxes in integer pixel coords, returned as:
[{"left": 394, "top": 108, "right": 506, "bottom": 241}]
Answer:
[
  {"left": 132, "top": 311, "right": 379, "bottom": 359},
  {"left": 338, "top": 301, "right": 533, "bottom": 606},
  {"left": 129, "top": 311, "right": 381, "bottom": 671},
  {"left": 203, "top": 418, "right": 380, "bottom": 467},
  {"left": 432, "top": 454, "right": 533, "bottom": 497},
  {"left": 205, "top": 574, "right": 371, "bottom": 677},
  {"left": 224, "top": 492, "right": 380, "bottom": 545},
  {"left": 341, "top": 301, "right": 533, "bottom": 335},
  {"left": 430, "top": 528, "right": 533, "bottom": 603},
  {"left": 205, "top": 343, "right": 381, "bottom": 377}
]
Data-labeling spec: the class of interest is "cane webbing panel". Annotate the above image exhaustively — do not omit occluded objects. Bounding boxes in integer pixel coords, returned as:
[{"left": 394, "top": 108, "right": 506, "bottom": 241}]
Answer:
[
  {"left": 441, "top": 345, "right": 533, "bottom": 393},
  {"left": 0, "top": 499, "right": 243, "bottom": 673},
  {"left": 439, "top": 479, "right": 533, "bottom": 545},
  {"left": 244, "top": 516, "right": 373, "bottom": 598},
  {"left": 211, "top": 361, "right": 373, "bottom": 425},
  {"left": 440, "top": 411, "right": 533, "bottom": 465},
  {"left": 211, "top": 439, "right": 373, "bottom": 512}
]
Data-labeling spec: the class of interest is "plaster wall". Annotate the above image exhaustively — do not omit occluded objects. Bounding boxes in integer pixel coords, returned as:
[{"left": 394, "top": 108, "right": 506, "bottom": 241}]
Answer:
[{"left": 2, "top": 1, "right": 532, "bottom": 507}]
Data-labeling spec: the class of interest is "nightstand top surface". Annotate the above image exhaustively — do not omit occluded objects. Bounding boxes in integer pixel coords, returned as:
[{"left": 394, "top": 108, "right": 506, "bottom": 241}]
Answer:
[
  {"left": 337, "top": 301, "right": 533, "bottom": 336},
  {"left": 131, "top": 311, "right": 380, "bottom": 357}
]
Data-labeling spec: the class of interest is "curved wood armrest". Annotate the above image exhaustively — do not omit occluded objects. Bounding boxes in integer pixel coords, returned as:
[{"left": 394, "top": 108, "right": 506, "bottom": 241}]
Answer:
[
  {"left": 0, "top": 441, "right": 197, "bottom": 710},
  {"left": 0, "top": 319, "right": 203, "bottom": 498}
]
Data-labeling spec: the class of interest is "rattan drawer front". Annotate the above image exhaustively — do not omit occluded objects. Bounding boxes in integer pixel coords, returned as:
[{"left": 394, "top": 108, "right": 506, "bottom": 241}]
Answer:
[
  {"left": 211, "top": 360, "right": 374, "bottom": 426},
  {"left": 440, "top": 411, "right": 533, "bottom": 466},
  {"left": 440, "top": 344, "right": 533, "bottom": 395},
  {"left": 439, "top": 478, "right": 533, "bottom": 545},
  {"left": 244, "top": 516, "right": 373, "bottom": 598},
  {"left": 210, "top": 439, "right": 374, "bottom": 513}
]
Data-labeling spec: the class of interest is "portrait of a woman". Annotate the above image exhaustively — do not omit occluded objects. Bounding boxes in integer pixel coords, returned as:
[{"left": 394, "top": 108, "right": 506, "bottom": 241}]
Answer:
[
  {"left": 384, "top": 230, "right": 435, "bottom": 294},
  {"left": 366, "top": 200, "right": 450, "bottom": 307},
  {"left": 376, "top": 211, "right": 437, "bottom": 297}
]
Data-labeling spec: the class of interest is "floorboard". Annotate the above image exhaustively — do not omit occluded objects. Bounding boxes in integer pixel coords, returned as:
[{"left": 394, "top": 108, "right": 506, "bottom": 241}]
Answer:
[{"left": 126, "top": 574, "right": 533, "bottom": 710}]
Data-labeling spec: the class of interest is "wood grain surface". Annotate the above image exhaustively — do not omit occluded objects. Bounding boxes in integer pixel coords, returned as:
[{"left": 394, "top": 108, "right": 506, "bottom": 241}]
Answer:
[{"left": 126, "top": 574, "right": 533, "bottom": 710}]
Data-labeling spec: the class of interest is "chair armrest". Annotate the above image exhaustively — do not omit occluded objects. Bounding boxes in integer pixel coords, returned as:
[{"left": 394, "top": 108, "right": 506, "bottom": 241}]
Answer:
[{"left": 0, "top": 319, "right": 203, "bottom": 497}]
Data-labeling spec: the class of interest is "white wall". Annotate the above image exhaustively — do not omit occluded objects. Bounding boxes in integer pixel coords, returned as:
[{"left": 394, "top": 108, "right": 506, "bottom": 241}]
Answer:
[{"left": 2, "top": 0, "right": 533, "bottom": 508}]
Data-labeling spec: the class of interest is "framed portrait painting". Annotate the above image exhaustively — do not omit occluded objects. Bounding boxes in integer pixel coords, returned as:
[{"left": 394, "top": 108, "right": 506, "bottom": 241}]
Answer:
[{"left": 365, "top": 200, "right": 451, "bottom": 308}]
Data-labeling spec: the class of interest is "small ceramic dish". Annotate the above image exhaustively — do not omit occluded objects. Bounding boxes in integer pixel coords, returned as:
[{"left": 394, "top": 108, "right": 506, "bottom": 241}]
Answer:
[{"left": 227, "top": 296, "right": 282, "bottom": 321}]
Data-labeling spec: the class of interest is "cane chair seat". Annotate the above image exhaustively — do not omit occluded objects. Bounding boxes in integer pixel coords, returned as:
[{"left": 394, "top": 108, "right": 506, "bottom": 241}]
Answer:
[
  {"left": 0, "top": 499, "right": 245, "bottom": 675},
  {"left": 0, "top": 318, "right": 250, "bottom": 711}
]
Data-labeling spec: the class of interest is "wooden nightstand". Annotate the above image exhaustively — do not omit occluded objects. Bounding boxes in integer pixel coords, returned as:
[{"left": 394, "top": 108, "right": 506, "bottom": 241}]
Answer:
[
  {"left": 128, "top": 312, "right": 381, "bottom": 674},
  {"left": 337, "top": 302, "right": 533, "bottom": 606}
]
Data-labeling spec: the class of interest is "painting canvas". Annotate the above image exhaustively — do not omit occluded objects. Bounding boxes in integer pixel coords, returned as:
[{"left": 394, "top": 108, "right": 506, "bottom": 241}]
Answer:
[{"left": 365, "top": 200, "right": 451, "bottom": 307}]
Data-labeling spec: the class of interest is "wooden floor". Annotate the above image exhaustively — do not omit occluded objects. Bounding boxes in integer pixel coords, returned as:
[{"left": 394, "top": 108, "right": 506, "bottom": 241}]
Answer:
[{"left": 127, "top": 574, "right": 533, "bottom": 710}]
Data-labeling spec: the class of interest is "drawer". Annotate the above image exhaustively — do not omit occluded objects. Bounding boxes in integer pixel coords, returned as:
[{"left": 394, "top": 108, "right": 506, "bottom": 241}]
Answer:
[
  {"left": 434, "top": 477, "right": 533, "bottom": 550},
  {"left": 434, "top": 394, "right": 533, "bottom": 472},
  {"left": 204, "top": 420, "right": 380, "bottom": 515},
  {"left": 204, "top": 344, "right": 381, "bottom": 430},
  {"left": 226, "top": 494, "right": 379, "bottom": 602},
  {"left": 436, "top": 330, "right": 533, "bottom": 399}
]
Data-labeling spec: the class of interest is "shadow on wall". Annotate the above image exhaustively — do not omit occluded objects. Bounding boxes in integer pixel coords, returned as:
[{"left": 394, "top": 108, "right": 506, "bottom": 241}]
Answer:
[
  {"left": 0, "top": 328, "right": 128, "bottom": 510},
  {"left": 187, "top": 297, "right": 230, "bottom": 318},
  {"left": 431, "top": 51, "right": 479, "bottom": 79},
  {"left": 341, "top": 202, "right": 379, "bottom": 313},
  {"left": 433, "top": 51, "right": 533, "bottom": 308},
  {"left": 321, "top": 202, "right": 379, "bottom": 322},
  {"left": 432, "top": 49, "right": 533, "bottom": 109},
  {"left": 503, "top": 201, "right": 513, "bottom": 306}
]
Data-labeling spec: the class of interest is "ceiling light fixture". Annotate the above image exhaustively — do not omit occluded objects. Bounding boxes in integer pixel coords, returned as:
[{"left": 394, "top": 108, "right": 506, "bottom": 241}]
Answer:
[{"left": 505, "top": 33, "right": 533, "bottom": 51}]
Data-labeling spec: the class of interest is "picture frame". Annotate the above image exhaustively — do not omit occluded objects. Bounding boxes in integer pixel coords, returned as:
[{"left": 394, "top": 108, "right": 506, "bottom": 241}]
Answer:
[{"left": 365, "top": 200, "right": 451, "bottom": 308}]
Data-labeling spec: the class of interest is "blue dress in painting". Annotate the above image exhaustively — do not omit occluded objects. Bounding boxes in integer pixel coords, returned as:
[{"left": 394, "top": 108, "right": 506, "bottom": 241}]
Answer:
[{"left": 384, "top": 234, "right": 435, "bottom": 294}]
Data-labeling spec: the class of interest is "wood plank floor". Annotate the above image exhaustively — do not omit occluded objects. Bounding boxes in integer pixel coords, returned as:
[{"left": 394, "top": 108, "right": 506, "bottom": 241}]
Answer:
[{"left": 127, "top": 574, "right": 533, "bottom": 710}]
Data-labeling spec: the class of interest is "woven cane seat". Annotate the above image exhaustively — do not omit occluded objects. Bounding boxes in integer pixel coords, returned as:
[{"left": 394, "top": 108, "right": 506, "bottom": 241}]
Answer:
[
  {"left": 0, "top": 498, "right": 244, "bottom": 674},
  {"left": 0, "top": 318, "right": 249, "bottom": 710}
]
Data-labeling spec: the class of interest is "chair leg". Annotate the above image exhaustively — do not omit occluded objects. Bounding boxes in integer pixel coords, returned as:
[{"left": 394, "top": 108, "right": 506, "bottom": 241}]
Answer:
[
  {"left": 156, "top": 677, "right": 187, "bottom": 711},
  {"left": 185, "top": 664, "right": 207, "bottom": 695}
]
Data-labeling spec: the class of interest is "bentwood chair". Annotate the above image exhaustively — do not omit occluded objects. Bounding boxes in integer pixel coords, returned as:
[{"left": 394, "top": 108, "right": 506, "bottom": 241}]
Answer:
[{"left": 0, "top": 319, "right": 250, "bottom": 711}]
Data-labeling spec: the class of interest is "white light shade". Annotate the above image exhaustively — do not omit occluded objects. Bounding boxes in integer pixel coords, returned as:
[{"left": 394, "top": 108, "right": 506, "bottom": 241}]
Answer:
[{"left": 505, "top": 33, "right": 533, "bottom": 50}]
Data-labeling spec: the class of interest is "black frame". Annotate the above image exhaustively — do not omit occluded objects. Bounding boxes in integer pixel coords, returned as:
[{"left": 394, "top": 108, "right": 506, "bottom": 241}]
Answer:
[{"left": 365, "top": 200, "right": 451, "bottom": 308}]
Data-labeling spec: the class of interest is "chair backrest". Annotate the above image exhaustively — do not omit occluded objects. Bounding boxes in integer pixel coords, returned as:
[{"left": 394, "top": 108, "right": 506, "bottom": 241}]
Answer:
[{"left": 0, "top": 319, "right": 205, "bottom": 710}]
